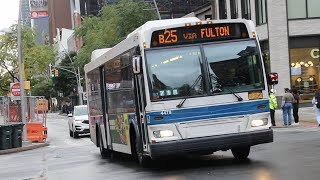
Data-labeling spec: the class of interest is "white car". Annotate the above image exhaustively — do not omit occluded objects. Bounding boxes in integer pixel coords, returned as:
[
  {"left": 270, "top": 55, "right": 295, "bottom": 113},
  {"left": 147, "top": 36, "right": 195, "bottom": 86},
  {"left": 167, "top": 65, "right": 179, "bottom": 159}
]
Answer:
[{"left": 68, "top": 105, "right": 89, "bottom": 138}]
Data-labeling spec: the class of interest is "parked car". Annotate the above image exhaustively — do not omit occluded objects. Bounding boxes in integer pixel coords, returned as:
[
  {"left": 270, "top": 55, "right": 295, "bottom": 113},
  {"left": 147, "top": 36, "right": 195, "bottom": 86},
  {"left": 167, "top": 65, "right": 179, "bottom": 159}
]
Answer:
[{"left": 68, "top": 105, "right": 89, "bottom": 138}]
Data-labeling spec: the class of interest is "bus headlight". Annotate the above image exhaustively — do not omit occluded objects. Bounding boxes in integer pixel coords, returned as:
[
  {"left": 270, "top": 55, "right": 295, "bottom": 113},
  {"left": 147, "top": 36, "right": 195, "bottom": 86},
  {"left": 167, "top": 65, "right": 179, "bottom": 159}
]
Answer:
[
  {"left": 251, "top": 118, "right": 268, "bottom": 127},
  {"left": 153, "top": 130, "right": 174, "bottom": 138}
]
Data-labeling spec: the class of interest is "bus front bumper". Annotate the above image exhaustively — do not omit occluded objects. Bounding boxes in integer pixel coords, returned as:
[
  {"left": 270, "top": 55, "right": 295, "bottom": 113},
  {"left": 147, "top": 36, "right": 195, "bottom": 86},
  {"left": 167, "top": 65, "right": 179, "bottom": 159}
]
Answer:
[{"left": 149, "top": 129, "right": 273, "bottom": 159}]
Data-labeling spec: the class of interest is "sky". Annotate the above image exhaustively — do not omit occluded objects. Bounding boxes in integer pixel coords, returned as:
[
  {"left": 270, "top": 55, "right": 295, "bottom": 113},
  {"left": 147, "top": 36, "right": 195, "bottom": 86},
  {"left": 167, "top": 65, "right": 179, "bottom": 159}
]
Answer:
[{"left": 0, "top": 0, "right": 19, "bottom": 31}]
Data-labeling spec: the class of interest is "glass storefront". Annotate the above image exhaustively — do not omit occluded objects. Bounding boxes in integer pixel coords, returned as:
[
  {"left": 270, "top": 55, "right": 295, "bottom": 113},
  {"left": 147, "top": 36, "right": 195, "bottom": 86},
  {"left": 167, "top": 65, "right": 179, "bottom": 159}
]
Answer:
[{"left": 290, "top": 47, "right": 320, "bottom": 102}]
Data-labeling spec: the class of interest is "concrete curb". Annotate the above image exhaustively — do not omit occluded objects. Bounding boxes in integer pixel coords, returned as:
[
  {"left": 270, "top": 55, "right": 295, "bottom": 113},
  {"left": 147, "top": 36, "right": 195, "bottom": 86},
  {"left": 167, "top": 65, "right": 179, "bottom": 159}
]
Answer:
[{"left": 0, "top": 142, "right": 49, "bottom": 155}]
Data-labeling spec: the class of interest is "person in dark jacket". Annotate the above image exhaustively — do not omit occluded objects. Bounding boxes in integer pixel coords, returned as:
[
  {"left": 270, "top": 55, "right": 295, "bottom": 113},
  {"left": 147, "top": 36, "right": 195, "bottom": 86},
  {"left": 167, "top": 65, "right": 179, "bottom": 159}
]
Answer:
[{"left": 291, "top": 89, "right": 299, "bottom": 125}]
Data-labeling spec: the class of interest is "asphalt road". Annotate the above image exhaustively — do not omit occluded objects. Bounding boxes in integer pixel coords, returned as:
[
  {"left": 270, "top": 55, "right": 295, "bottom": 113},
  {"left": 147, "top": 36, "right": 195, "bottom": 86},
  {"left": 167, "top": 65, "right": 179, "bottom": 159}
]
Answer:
[{"left": 0, "top": 113, "right": 320, "bottom": 180}]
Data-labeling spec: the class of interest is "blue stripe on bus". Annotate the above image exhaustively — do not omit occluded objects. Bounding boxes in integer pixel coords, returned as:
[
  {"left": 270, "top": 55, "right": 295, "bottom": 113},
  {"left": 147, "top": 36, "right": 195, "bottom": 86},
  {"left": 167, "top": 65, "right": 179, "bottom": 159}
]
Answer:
[{"left": 147, "top": 100, "right": 269, "bottom": 125}]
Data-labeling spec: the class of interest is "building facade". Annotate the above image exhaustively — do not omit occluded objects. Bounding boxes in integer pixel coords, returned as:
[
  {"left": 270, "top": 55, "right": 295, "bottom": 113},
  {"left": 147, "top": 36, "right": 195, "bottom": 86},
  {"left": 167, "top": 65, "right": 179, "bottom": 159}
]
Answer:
[
  {"left": 195, "top": 0, "right": 320, "bottom": 103},
  {"left": 22, "top": 0, "right": 31, "bottom": 27},
  {"left": 80, "top": 0, "right": 106, "bottom": 16}
]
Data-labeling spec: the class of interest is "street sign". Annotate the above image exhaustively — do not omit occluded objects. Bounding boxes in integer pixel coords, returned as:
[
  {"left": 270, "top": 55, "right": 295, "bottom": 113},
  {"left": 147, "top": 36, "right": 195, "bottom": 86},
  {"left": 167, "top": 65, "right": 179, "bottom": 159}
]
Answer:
[
  {"left": 83, "top": 92, "right": 87, "bottom": 101},
  {"left": 10, "top": 83, "right": 21, "bottom": 100}
]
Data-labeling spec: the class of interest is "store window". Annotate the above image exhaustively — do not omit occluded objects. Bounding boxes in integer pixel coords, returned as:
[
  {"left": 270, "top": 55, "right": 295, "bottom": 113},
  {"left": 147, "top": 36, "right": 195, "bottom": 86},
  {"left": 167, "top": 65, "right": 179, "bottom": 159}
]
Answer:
[
  {"left": 230, "top": 0, "right": 238, "bottom": 19},
  {"left": 260, "top": 41, "right": 270, "bottom": 74},
  {"left": 290, "top": 48, "right": 320, "bottom": 102},
  {"left": 255, "top": 0, "right": 267, "bottom": 25},
  {"left": 288, "top": 0, "right": 320, "bottom": 19},
  {"left": 307, "top": 0, "right": 320, "bottom": 18},
  {"left": 241, "top": 0, "right": 251, "bottom": 20},
  {"left": 219, "top": 0, "right": 227, "bottom": 19}
]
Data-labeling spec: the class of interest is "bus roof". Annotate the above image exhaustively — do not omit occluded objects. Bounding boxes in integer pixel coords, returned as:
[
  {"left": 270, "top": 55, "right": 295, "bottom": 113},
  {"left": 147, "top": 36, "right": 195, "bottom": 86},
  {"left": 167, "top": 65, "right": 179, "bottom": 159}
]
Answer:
[
  {"left": 126, "top": 17, "right": 201, "bottom": 38},
  {"left": 91, "top": 48, "right": 112, "bottom": 62}
]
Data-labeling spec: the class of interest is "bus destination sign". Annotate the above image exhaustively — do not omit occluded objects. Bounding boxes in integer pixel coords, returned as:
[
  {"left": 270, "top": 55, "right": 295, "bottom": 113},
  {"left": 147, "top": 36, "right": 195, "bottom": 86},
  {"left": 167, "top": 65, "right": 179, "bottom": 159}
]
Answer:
[{"left": 150, "top": 23, "right": 249, "bottom": 48}]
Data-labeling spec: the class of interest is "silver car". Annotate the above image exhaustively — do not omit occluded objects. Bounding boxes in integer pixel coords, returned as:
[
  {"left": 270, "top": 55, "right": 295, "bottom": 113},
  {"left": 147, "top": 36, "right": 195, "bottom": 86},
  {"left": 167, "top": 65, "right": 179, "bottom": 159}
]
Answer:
[{"left": 68, "top": 105, "right": 89, "bottom": 138}]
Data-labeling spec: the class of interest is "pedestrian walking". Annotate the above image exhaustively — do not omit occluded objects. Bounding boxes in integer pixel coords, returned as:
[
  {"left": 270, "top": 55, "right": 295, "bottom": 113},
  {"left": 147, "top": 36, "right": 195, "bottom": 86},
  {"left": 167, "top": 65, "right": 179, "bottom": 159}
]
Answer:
[
  {"left": 311, "top": 89, "right": 320, "bottom": 126},
  {"left": 291, "top": 88, "right": 299, "bottom": 125},
  {"left": 269, "top": 89, "right": 277, "bottom": 126},
  {"left": 281, "top": 88, "right": 294, "bottom": 126}
]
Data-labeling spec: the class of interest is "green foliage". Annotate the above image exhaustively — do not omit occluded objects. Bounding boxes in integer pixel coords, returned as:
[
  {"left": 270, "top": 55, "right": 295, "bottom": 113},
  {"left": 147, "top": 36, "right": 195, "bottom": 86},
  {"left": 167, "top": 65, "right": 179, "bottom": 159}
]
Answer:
[
  {"left": 0, "top": 25, "right": 56, "bottom": 95},
  {"left": 53, "top": 52, "right": 78, "bottom": 97},
  {"left": 31, "top": 78, "right": 56, "bottom": 99},
  {"left": 75, "top": 0, "right": 157, "bottom": 72}
]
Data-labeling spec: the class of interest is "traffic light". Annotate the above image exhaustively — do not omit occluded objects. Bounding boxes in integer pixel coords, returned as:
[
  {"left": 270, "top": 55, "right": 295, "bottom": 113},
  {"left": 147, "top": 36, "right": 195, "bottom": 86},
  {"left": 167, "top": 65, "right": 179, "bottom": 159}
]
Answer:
[
  {"left": 51, "top": 68, "right": 55, "bottom": 78},
  {"left": 54, "top": 69, "right": 59, "bottom": 77},
  {"left": 50, "top": 68, "right": 59, "bottom": 78}
]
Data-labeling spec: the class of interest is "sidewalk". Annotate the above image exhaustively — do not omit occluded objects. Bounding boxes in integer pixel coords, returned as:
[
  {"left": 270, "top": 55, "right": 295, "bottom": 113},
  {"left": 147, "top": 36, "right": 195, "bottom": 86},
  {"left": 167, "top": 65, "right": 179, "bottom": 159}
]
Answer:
[
  {"left": 0, "top": 141, "right": 49, "bottom": 155},
  {"left": 274, "top": 107, "right": 318, "bottom": 127}
]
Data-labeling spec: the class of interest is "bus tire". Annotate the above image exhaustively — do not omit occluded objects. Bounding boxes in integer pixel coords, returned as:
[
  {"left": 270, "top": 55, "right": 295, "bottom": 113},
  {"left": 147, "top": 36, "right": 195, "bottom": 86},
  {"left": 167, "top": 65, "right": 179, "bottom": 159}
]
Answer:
[
  {"left": 98, "top": 129, "right": 110, "bottom": 159},
  {"left": 231, "top": 146, "right": 250, "bottom": 160},
  {"left": 131, "top": 130, "right": 151, "bottom": 167}
]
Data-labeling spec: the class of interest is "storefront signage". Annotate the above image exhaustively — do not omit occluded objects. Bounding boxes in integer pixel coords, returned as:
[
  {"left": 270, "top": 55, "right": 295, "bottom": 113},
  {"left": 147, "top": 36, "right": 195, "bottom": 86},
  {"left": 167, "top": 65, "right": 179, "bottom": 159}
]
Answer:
[
  {"left": 150, "top": 23, "right": 249, "bottom": 48},
  {"left": 311, "top": 48, "right": 319, "bottom": 59}
]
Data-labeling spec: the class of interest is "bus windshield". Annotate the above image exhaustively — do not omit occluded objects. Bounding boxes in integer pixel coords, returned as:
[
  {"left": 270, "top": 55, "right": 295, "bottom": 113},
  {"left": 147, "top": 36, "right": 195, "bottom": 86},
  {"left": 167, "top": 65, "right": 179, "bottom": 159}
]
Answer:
[
  {"left": 146, "top": 46, "right": 204, "bottom": 101},
  {"left": 204, "top": 40, "right": 264, "bottom": 94},
  {"left": 146, "top": 40, "right": 264, "bottom": 101}
]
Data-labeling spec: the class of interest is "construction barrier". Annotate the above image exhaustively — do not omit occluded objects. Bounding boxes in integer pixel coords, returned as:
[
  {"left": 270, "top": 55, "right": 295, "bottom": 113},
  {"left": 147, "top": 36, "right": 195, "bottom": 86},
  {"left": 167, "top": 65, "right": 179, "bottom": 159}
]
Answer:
[
  {"left": 26, "top": 122, "right": 47, "bottom": 143},
  {"left": 1, "top": 96, "right": 47, "bottom": 143}
]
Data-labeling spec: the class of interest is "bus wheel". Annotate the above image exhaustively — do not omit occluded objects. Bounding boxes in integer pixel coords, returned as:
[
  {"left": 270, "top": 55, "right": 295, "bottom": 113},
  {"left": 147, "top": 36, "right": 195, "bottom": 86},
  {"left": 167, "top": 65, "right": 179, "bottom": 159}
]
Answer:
[
  {"left": 99, "top": 131, "right": 110, "bottom": 159},
  {"left": 231, "top": 146, "right": 250, "bottom": 160},
  {"left": 131, "top": 132, "right": 151, "bottom": 167}
]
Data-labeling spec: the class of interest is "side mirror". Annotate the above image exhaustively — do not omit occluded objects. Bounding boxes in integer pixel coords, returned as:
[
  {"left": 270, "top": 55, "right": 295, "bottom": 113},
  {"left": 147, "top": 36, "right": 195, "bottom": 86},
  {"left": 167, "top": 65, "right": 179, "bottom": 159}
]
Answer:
[
  {"left": 68, "top": 113, "right": 73, "bottom": 117},
  {"left": 132, "top": 55, "right": 142, "bottom": 74}
]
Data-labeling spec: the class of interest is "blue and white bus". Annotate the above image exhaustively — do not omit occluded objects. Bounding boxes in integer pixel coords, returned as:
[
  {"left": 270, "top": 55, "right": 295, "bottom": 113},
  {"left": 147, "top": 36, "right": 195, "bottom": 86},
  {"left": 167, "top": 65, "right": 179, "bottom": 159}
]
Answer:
[{"left": 85, "top": 17, "right": 273, "bottom": 166}]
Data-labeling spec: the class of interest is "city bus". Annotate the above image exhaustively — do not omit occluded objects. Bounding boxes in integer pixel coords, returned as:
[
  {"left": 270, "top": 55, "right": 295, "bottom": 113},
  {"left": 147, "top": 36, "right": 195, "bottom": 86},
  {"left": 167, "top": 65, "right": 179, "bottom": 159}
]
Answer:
[{"left": 84, "top": 17, "right": 273, "bottom": 166}]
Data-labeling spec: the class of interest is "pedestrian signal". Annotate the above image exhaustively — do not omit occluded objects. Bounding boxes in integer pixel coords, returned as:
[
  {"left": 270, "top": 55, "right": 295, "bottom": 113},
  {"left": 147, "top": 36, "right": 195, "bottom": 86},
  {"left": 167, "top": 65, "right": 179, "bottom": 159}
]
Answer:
[{"left": 268, "top": 72, "right": 278, "bottom": 85}]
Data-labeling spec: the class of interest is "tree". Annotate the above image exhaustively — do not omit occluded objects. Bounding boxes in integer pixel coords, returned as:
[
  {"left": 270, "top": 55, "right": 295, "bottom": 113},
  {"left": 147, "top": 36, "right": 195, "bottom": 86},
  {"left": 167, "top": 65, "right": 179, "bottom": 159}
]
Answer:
[
  {"left": 31, "top": 78, "right": 56, "bottom": 100},
  {"left": 0, "top": 25, "right": 56, "bottom": 95},
  {"left": 75, "top": 0, "right": 157, "bottom": 73},
  {"left": 53, "top": 52, "right": 78, "bottom": 97}
]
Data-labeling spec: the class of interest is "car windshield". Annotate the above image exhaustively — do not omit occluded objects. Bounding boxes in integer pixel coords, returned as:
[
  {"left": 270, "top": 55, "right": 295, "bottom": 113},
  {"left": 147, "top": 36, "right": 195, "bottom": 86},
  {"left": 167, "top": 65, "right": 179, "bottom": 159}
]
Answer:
[
  {"left": 146, "top": 46, "right": 204, "bottom": 101},
  {"left": 203, "top": 40, "right": 264, "bottom": 94},
  {"left": 74, "top": 106, "right": 88, "bottom": 116}
]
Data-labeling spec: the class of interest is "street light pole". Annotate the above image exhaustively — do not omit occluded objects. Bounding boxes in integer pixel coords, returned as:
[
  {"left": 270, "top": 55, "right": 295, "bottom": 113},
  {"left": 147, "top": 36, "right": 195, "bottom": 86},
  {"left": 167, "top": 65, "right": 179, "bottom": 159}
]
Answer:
[
  {"left": 52, "top": 65, "right": 83, "bottom": 105},
  {"left": 77, "top": 67, "right": 83, "bottom": 105},
  {"left": 152, "top": 0, "right": 161, "bottom": 20},
  {"left": 18, "top": 0, "right": 27, "bottom": 141}
]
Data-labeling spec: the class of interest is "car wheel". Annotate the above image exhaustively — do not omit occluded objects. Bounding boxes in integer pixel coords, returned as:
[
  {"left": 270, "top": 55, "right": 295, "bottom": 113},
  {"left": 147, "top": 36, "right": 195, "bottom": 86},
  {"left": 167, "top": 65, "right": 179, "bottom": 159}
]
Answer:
[
  {"left": 73, "top": 131, "right": 79, "bottom": 138},
  {"left": 69, "top": 130, "right": 73, "bottom": 137},
  {"left": 231, "top": 146, "right": 250, "bottom": 160}
]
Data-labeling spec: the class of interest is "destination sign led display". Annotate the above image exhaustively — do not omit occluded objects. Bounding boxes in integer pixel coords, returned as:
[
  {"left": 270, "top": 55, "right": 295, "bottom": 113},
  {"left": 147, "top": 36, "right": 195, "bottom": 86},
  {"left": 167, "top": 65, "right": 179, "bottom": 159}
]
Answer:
[{"left": 150, "top": 23, "right": 249, "bottom": 48}]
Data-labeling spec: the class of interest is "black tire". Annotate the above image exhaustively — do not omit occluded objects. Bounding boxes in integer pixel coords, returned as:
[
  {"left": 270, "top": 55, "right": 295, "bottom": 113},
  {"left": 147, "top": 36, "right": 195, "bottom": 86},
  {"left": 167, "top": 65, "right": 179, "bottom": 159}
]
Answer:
[
  {"left": 98, "top": 129, "right": 110, "bottom": 159},
  {"left": 231, "top": 146, "right": 250, "bottom": 160},
  {"left": 69, "top": 130, "right": 73, "bottom": 137},
  {"left": 73, "top": 131, "right": 79, "bottom": 138},
  {"left": 131, "top": 131, "right": 151, "bottom": 167}
]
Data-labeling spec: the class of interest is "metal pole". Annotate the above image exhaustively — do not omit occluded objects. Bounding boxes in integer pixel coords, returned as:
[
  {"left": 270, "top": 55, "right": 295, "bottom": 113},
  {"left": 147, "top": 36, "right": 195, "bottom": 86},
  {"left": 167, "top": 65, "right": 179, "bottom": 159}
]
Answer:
[
  {"left": 77, "top": 67, "right": 83, "bottom": 105},
  {"left": 152, "top": 0, "right": 161, "bottom": 20},
  {"left": 18, "top": 0, "right": 27, "bottom": 141}
]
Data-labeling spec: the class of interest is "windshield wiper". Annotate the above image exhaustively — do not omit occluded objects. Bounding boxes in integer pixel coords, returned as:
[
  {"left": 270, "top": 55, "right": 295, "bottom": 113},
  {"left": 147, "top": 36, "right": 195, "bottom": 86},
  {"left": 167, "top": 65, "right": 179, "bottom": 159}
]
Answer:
[
  {"left": 209, "top": 74, "right": 243, "bottom": 102},
  {"left": 176, "top": 75, "right": 202, "bottom": 108}
]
